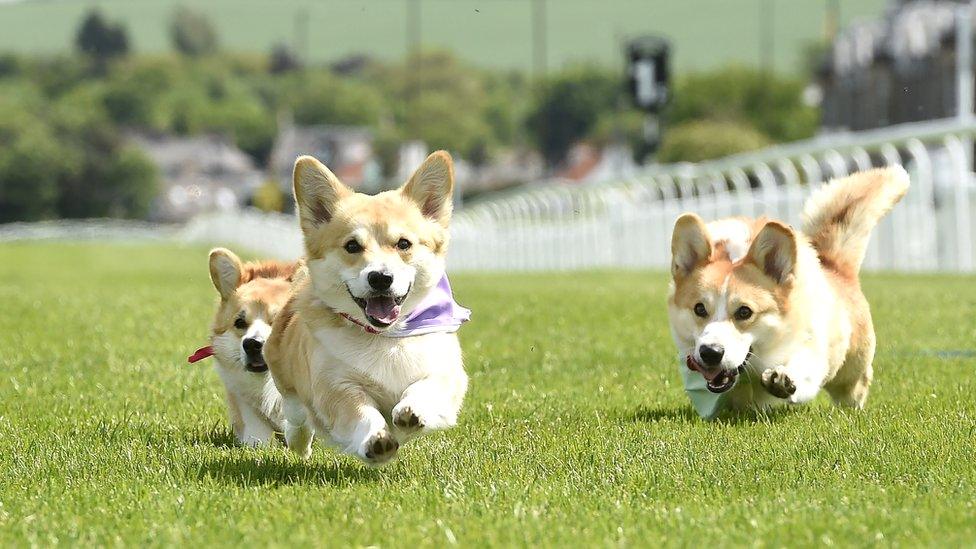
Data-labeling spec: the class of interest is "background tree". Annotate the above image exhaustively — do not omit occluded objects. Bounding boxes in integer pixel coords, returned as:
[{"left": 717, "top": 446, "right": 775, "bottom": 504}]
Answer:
[
  {"left": 525, "top": 66, "right": 622, "bottom": 167},
  {"left": 269, "top": 43, "right": 302, "bottom": 74},
  {"left": 74, "top": 10, "right": 129, "bottom": 62},
  {"left": 170, "top": 6, "right": 218, "bottom": 57}
]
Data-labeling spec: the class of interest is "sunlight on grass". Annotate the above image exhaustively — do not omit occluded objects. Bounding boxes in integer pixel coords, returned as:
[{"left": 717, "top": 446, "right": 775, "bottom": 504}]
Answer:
[{"left": 0, "top": 242, "right": 973, "bottom": 545}]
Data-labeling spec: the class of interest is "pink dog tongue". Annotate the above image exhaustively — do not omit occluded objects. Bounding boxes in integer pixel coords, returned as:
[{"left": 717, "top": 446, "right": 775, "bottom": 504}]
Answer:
[
  {"left": 687, "top": 355, "right": 722, "bottom": 381},
  {"left": 365, "top": 296, "right": 401, "bottom": 324}
]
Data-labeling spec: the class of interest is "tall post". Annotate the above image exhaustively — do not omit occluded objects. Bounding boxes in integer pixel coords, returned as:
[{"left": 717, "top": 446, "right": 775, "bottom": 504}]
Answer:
[
  {"left": 532, "top": 0, "right": 547, "bottom": 77},
  {"left": 957, "top": 3, "right": 973, "bottom": 124},
  {"left": 760, "top": 0, "right": 775, "bottom": 76},
  {"left": 955, "top": 2, "right": 974, "bottom": 271}
]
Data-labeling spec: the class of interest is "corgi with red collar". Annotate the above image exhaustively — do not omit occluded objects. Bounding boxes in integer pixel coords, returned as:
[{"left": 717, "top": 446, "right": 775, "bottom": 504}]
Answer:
[
  {"left": 265, "top": 151, "right": 470, "bottom": 465},
  {"left": 197, "top": 249, "right": 297, "bottom": 445}
]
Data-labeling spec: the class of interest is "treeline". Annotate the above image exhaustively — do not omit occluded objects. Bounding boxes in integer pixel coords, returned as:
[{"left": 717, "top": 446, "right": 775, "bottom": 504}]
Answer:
[{"left": 0, "top": 7, "right": 819, "bottom": 223}]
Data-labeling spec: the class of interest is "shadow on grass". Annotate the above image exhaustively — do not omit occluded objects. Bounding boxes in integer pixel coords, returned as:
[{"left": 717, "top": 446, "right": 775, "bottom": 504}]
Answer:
[
  {"left": 188, "top": 424, "right": 287, "bottom": 449},
  {"left": 194, "top": 453, "right": 381, "bottom": 487},
  {"left": 629, "top": 404, "right": 802, "bottom": 425}
]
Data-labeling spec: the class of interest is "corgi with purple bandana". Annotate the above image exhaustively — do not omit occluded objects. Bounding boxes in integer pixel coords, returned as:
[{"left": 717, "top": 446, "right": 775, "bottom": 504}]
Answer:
[{"left": 265, "top": 151, "right": 470, "bottom": 465}]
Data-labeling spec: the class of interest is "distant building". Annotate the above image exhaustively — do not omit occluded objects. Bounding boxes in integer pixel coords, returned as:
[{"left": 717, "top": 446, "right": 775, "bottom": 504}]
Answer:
[
  {"left": 269, "top": 123, "right": 382, "bottom": 198},
  {"left": 819, "top": 0, "right": 969, "bottom": 131},
  {"left": 129, "top": 133, "right": 263, "bottom": 222}
]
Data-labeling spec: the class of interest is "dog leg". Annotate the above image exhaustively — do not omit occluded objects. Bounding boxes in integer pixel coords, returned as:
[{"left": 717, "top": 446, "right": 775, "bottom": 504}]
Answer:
[
  {"left": 761, "top": 348, "right": 827, "bottom": 404},
  {"left": 238, "top": 404, "right": 275, "bottom": 446},
  {"left": 282, "top": 395, "right": 313, "bottom": 458},
  {"left": 324, "top": 391, "right": 399, "bottom": 465},
  {"left": 392, "top": 375, "right": 466, "bottom": 438}
]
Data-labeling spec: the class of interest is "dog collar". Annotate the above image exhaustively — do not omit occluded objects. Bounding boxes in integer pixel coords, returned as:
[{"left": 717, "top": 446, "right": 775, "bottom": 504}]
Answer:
[
  {"left": 339, "top": 274, "right": 471, "bottom": 338},
  {"left": 339, "top": 312, "right": 382, "bottom": 334},
  {"left": 188, "top": 345, "right": 215, "bottom": 363}
]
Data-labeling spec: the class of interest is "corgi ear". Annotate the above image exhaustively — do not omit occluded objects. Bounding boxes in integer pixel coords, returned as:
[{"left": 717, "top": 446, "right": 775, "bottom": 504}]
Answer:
[
  {"left": 401, "top": 150, "right": 454, "bottom": 227},
  {"left": 209, "top": 248, "right": 243, "bottom": 300},
  {"left": 746, "top": 221, "right": 797, "bottom": 284},
  {"left": 293, "top": 155, "right": 352, "bottom": 237},
  {"left": 671, "top": 213, "right": 711, "bottom": 279}
]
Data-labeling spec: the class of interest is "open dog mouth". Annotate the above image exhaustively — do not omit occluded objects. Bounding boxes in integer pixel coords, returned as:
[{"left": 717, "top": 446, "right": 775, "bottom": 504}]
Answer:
[
  {"left": 686, "top": 355, "right": 745, "bottom": 394},
  {"left": 244, "top": 359, "right": 268, "bottom": 373},
  {"left": 347, "top": 286, "right": 410, "bottom": 328}
]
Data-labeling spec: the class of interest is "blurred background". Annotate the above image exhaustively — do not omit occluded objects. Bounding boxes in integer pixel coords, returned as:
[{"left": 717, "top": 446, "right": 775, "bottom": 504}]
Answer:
[{"left": 0, "top": 0, "right": 973, "bottom": 272}]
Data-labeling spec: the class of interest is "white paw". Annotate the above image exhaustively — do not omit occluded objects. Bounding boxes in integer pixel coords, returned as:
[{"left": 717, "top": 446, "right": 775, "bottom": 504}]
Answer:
[
  {"left": 392, "top": 401, "right": 455, "bottom": 434},
  {"left": 359, "top": 430, "right": 399, "bottom": 465},
  {"left": 761, "top": 366, "right": 797, "bottom": 399},
  {"left": 285, "top": 423, "right": 313, "bottom": 459}
]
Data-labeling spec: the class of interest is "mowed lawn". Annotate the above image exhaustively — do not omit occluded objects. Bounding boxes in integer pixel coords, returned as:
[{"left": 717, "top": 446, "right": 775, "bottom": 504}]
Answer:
[{"left": 0, "top": 242, "right": 974, "bottom": 546}]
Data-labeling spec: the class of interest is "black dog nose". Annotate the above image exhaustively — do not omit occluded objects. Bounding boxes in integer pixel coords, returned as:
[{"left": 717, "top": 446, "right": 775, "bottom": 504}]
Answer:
[
  {"left": 242, "top": 338, "right": 263, "bottom": 355},
  {"left": 699, "top": 344, "right": 724, "bottom": 367},
  {"left": 367, "top": 271, "right": 394, "bottom": 291}
]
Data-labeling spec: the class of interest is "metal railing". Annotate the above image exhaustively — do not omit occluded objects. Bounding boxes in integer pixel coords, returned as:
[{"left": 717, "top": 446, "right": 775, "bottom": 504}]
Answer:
[
  {"left": 449, "top": 117, "right": 976, "bottom": 272},
  {"left": 5, "top": 118, "right": 974, "bottom": 273}
]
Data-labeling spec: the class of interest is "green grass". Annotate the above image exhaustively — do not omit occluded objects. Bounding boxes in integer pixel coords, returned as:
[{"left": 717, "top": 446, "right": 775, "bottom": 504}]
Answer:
[
  {"left": 1, "top": 241, "right": 974, "bottom": 546},
  {"left": 0, "top": 0, "right": 887, "bottom": 74}
]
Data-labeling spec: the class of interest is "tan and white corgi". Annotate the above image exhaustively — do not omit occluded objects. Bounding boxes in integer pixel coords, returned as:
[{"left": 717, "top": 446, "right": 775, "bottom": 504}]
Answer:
[
  {"left": 668, "top": 167, "right": 909, "bottom": 418},
  {"left": 265, "top": 151, "right": 470, "bottom": 465},
  {"left": 202, "top": 248, "right": 297, "bottom": 445}
]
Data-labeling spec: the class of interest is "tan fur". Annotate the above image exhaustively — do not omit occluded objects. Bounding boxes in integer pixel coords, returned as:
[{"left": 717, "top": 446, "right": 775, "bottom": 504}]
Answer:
[
  {"left": 668, "top": 167, "right": 909, "bottom": 414},
  {"left": 207, "top": 249, "right": 295, "bottom": 445},
  {"left": 265, "top": 151, "right": 468, "bottom": 465}
]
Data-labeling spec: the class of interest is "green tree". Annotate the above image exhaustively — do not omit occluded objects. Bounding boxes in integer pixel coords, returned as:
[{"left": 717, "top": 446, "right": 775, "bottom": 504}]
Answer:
[
  {"left": 667, "top": 66, "right": 818, "bottom": 143},
  {"left": 170, "top": 7, "right": 218, "bottom": 57},
  {"left": 75, "top": 10, "right": 129, "bottom": 62},
  {"left": 526, "top": 66, "right": 622, "bottom": 167},
  {"left": 657, "top": 120, "right": 770, "bottom": 163}
]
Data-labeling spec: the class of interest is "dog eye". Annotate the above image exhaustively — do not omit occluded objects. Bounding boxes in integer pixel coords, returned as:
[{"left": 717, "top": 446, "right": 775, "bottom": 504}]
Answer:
[
  {"left": 344, "top": 240, "right": 364, "bottom": 254},
  {"left": 734, "top": 306, "right": 753, "bottom": 320},
  {"left": 693, "top": 303, "right": 708, "bottom": 318},
  {"left": 396, "top": 238, "right": 412, "bottom": 251},
  {"left": 234, "top": 314, "right": 248, "bottom": 330}
]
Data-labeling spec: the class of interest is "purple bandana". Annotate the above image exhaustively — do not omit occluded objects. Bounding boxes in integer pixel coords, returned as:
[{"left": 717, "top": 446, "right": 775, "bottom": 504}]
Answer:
[{"left": 386, "top": 275, "right": 470, "bottom": 338}]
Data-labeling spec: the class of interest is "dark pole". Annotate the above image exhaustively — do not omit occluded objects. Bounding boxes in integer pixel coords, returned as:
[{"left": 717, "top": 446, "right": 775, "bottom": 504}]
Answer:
[
  {"left": 532, "top": 0, "right": 547, "bottom": 77},
  {"left": 761, "top": 0, "right": 774, "bottom": 76},
  {"left": 407, "top": 0, "right": 421, "bottom": 138},
  {"left": 294, "top": 6, "right": 309, "bottom": 64}
]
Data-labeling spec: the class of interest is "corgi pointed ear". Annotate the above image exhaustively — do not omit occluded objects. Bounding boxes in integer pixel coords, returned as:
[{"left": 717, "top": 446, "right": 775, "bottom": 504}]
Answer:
[
  {"left": 401, "top": 150, "right": 455, "bottom": 227},
  {"left": 209, "top": 248, "right": 243, "bottom": 300},
  {"left": 671, "top": 213, "right": 712, "bottom": 279},
  {"left": 293, "top": 155, "right": 352, "bottom": 237},
  {"left": 746, "top": 221, "right": 797, "bottom": 284}
]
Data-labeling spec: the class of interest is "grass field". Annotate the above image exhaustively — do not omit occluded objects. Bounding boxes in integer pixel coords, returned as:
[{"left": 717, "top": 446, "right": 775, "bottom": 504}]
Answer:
[
  {"left": 0, "top": 241, "right": 974, "bottom": 546},
  {"left": 0, "top": 0, "right": 887, "bottom": 74}
]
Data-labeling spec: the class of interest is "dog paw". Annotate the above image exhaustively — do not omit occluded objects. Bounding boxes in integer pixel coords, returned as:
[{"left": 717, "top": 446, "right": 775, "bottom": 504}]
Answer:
[
  {"left": 762, "top": 367, "right": 797, "bottom": 399},
  {"left": 392, "top": 405, "right": 424, "bottom": 432},
  {"left": 362, "top": 431, "right": 399, "bottom": 465}
]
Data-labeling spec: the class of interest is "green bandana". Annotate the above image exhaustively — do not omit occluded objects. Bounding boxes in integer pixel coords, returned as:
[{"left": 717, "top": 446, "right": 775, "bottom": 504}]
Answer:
[{"left": 681, "top": 366, "right": 734, "bottom": 420}]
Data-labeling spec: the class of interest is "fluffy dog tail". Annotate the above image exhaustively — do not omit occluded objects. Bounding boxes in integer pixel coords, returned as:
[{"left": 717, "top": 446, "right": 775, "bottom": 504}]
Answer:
[{"left": 801, "top": 166, "right": 910, "bottom": 278}]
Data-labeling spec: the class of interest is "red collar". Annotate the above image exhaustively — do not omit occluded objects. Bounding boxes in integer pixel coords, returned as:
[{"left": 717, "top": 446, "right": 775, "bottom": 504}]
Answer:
[
  {"left": 339, "top": 312, "right": 381, "bottom": 334},
  {"left": 188, "top": 345, "right": 214, "bottom": 363}
]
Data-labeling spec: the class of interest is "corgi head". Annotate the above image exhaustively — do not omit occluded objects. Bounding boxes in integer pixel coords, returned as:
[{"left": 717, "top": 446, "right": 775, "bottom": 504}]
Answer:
[
  {"left": 668, "top": 214, "right": 798, "bottom": 393},
  {"left": 209, "top": 248, "right": 295, "bottom": 372},
  {"left": 292, "top": 151, "right": 454, "bottom": 331}
]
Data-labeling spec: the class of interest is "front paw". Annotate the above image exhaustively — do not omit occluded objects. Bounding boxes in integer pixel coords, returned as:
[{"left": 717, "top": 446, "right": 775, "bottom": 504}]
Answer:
[
  {"left": 361, "top": 430, "right": 399, "bottom": 465},
  {"left": 762, "top": 367, "right": 797, "bottom": 399},
  {"left": 392, "top": 401, "right": 456, "bottom": 434},
  {"left": 392, "top": 405, "right": 425, "bottom": 432}
]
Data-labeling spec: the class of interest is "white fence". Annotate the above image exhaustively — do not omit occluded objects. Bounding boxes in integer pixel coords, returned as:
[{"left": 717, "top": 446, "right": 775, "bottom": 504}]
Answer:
[
  {"left": 450, "top": 117, "right": 976, "bottom": 273},
  {"left": 3, "top": 118, "right": 975, "bottom": 273}
]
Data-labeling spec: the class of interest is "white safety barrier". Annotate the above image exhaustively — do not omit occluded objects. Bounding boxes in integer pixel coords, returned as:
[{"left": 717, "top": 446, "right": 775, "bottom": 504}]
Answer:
[
  {"left": 3, "top": 118, "right": 975, "bottom": 273},
  {"left": 450, "top": 117, "right": 976, "bottom": 273}
]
